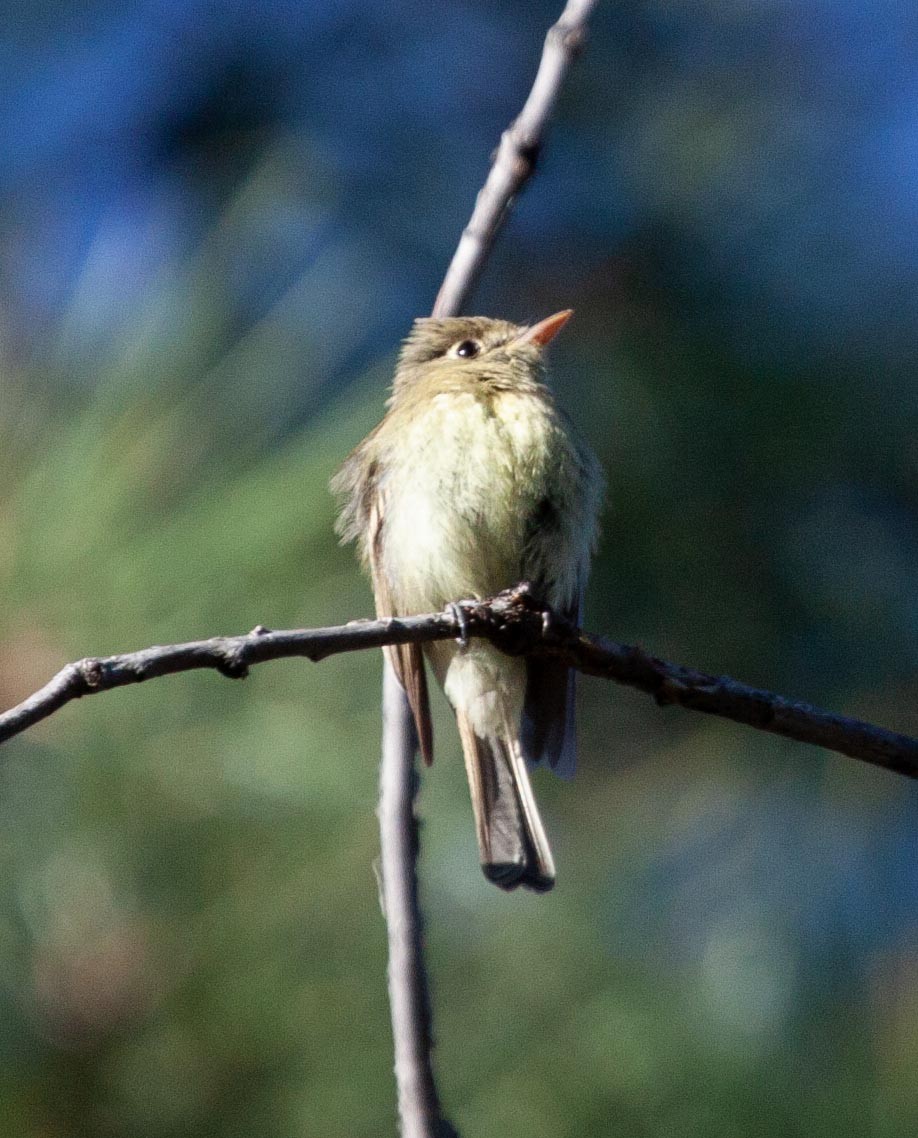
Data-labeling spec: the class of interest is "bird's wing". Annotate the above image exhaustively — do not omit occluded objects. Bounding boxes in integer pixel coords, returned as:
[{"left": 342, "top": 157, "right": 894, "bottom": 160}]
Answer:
[
  {"left": 368, "top": 495, "right": 434, "bottom": 765},
  {"left": 520, "top": 590, "right": 579, "bottom": 778}
]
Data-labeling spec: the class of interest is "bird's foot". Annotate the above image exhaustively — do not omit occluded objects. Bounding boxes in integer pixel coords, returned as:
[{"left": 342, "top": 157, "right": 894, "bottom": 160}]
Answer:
[{"left": 446, "top": 600, "right": 473, "bottom": 650}]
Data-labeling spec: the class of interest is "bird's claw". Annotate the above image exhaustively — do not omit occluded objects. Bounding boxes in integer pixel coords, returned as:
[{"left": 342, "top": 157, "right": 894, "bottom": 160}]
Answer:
[{"left": 447, "top": 601, "right": 472, "bottom": 649}]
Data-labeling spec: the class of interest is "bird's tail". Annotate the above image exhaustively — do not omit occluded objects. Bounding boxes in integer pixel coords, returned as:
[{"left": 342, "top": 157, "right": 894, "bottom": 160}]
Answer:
[{"left": 455, "top": 710, "right": 555, "bottom": 892}]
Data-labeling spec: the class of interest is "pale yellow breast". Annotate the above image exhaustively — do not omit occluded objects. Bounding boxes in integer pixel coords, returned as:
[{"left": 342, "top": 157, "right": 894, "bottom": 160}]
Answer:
[{"left": 380, "top": 388, "right": 558, "bottom": 612}]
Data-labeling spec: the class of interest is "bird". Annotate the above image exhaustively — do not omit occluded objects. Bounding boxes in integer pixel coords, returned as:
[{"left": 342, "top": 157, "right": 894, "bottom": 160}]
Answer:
[{"left": 332, "top": 311, "right": 603, "bottom": 891}]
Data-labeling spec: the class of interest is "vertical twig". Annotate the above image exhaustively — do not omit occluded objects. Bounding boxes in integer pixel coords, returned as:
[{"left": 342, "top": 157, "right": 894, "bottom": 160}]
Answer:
[
  {"left": 380, "top": 663, "right": 453, "bottom": 1138},
  {"left": 379, "top": 2, "right": 599, "bottom": 1134},
  {"left": 432, "top": 0, "right": 600, "bottom": 318}
]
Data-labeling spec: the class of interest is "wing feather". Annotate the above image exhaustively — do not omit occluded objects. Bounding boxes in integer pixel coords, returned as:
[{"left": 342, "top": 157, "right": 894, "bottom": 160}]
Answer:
[
  {"left": 368, "top": 497, "right": 434, "bottom": 765},
  {"left": 521, "top": 593, "right": 579, "bottom": 777}
]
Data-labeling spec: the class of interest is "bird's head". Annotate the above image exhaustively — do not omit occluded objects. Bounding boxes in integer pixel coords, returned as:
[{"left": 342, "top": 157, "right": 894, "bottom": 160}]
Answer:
[{"left": 393, "top": 310, "right": 573, "bottom": 395}]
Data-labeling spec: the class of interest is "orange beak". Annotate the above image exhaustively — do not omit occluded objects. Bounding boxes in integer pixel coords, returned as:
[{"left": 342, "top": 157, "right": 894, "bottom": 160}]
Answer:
[{"left": 516, "top": 309, "right": 573, "bottom": 348}]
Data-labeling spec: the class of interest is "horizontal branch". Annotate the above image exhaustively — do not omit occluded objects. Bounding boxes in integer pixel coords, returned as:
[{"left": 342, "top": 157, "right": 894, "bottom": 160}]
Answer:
[{"left": 1, "top": 588, "right": 915, "bottom": 778}]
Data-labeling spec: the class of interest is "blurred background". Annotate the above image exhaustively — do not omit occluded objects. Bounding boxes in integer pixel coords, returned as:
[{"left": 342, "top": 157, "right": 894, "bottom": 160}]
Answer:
[{"left": 1, "top": 0, "right": 917, "bottom": 1134}]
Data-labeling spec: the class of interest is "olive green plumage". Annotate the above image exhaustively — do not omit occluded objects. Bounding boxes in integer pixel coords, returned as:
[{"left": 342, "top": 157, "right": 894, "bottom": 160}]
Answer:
[{"left": 332, "top": 312, "right": 603, "bottom": 891}]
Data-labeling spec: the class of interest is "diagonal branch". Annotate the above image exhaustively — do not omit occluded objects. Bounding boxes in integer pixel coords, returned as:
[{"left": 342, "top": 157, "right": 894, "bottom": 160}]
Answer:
[
  {"left": 432, "top": 0, "right": 599, "bottom": 319},
  {"left": 2, "top": 590, "right": 914, "bottom": 779}
]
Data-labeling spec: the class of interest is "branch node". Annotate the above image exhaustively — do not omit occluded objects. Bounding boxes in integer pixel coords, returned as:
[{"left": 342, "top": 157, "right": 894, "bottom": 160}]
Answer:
[
  {"left": 553, "top": 19, "right": 587, "bottom": 55},
  {"left": 216, "top": 644, "right": 250, "bottom": 680},
  {"left": 506, "top": 126, "right": 541, "bottom": 176},
  {"left": 78, "top": 658, "right": 104, "bottom": 691}
]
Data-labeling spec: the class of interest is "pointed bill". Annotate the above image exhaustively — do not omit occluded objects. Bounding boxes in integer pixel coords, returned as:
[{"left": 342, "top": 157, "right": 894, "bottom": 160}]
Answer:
[{"left": 517, "top": 309, "right": 574, "bottom": 348}]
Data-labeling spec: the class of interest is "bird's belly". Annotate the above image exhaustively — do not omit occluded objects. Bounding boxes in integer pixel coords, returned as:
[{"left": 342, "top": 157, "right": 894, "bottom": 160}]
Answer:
[{"left": 382, "top": 390, "right": 553, "bottom": 611}]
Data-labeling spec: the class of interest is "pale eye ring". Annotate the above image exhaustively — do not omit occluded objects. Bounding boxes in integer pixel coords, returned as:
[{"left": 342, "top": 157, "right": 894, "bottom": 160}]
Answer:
[{"left": 452, "top": 339, "right": 481, "bottom": 359}]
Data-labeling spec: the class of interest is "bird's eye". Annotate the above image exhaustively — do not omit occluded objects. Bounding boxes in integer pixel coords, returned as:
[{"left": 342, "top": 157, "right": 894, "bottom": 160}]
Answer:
[{"left": 453, "top": 340, "right": 481, "bottom": 359}]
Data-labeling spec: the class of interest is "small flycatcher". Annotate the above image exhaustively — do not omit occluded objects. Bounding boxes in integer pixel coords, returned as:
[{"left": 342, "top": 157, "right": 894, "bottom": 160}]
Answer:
[{"left": 332, "top": 311, "right": 603, "bottom": 891}]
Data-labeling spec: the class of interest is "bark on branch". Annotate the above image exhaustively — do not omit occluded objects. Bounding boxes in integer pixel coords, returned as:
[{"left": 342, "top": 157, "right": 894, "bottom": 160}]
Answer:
[{"left": 2, "top": 589, "right": 914, "bottom": 779}]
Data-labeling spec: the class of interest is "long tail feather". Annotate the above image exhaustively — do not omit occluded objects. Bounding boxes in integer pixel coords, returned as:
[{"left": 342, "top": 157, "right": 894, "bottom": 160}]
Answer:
[{"left": 456, "top": 711, "right": 555, "bottom": 892}]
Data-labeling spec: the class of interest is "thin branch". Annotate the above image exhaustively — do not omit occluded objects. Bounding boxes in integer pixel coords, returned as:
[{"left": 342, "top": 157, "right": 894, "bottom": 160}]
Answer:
[
  {"left": 381, "top": 656, "right": 440, "bottom": 1138},
  {"left": 389, "top": 2, "right": 600, "bottom": 1132},
  {"left": 432, "top": 0, "right": 599, "bottom": 319},
  {"left": 0, "top": 616, "right": 453, "bottom": 745},
  {"left": 379, "top": 662, "right": 452, "bottom": 1138},
  {"left": 1, "top": 591, "right": 915, "bottom": 779}
]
